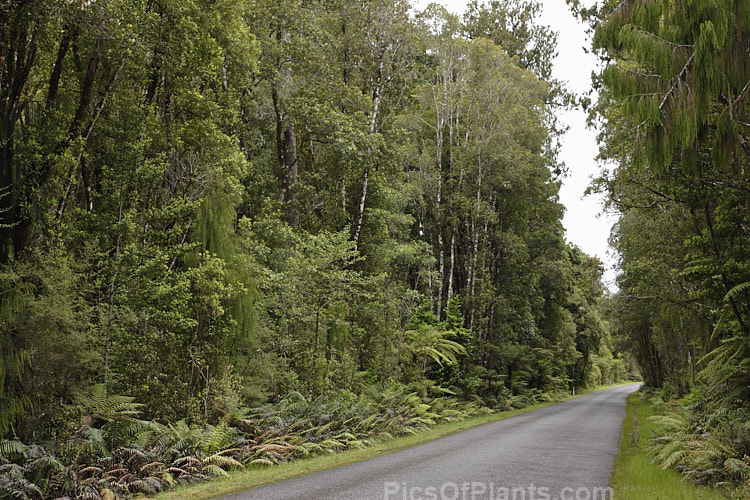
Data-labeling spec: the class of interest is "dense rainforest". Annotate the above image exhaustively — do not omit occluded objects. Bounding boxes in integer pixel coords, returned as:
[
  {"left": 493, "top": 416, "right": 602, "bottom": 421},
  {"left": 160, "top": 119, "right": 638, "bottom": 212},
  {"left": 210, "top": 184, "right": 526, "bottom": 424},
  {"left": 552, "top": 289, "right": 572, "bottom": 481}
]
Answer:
[
  {"left": 590, "top": 0, "right": 750, "bottom": 494},
  {"left": 0, "top": 0, "right": 635, "bottom": 498}
]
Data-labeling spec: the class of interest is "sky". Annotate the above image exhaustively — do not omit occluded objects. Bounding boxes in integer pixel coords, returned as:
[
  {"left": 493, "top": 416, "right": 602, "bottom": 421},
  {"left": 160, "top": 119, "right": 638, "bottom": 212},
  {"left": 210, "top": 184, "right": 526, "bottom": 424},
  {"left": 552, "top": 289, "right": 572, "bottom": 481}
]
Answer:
[{"left": 411, "top": 0, "right": 619, "bottom": 289}]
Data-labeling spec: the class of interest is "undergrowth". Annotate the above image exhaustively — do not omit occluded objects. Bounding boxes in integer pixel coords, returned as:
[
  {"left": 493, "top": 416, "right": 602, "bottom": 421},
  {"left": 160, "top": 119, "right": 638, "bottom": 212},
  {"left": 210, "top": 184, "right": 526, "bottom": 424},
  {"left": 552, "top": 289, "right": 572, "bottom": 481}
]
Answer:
[
  {"left": 0, "top": 381, "right": 571, "bottom": 499},
  {"left": 641, "top": 387, "right": 750, "bottom": 498}
]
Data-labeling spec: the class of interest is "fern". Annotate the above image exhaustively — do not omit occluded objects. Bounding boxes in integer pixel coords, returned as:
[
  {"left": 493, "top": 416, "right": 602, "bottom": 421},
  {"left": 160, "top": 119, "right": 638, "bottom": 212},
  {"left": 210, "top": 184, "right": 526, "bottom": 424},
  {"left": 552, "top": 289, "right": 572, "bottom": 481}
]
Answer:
[
  {"left": 648, "top": 405, "right": 747, "bottom": 487},
  {"left": 77, "top": 466, "right": 102, "bottom": 478},
  {"left": 79, "top": 384, "right": 143, "bottom": 423},
  {"left": 0, "top": 441, "right": 28, "bottom": 463},
  {"left": 723, "top": 281, "right": 750, "bottom": 303},
  {"left": 79, "top": 425, "right": 108, "bottom": 457},
  {"left": 0, "top": 463, "right": 25, "bottom": 480},
  {"left": 699, "top": 333, "right": 750, "bottom": 408},
  {"left": 78, "top": 482, "right": 105, "bottom": 500},
  {"left": 0, "top": 477, "right": 43, "bottom": 499},
  {"left": 172, "top": 456, "right": 201, "bottom": 470},
  {"left": 724, "top": 457, "right": 750, "bottom": 479},
  {"left": 202, "top": 452, "right": 243, "bottom": 470},
  {"left": 201, "top": 464, "right": 228, "bottom": 477},
  {"left": 199, "top": 424, "right": 238, "bottom": 455},
  {"left": 250, "top": 458, "right": 274, "bottom": 465},
  {"left": 25, "top": 454, "right": 64, "bottom": 496}
]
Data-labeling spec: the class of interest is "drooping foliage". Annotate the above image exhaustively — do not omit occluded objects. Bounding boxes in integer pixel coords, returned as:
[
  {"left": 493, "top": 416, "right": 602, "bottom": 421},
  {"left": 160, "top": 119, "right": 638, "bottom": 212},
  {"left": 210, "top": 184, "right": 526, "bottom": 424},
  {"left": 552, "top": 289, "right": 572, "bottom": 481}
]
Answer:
[{"left": 592, "top": 0, "right": 750, "bottom": 493}]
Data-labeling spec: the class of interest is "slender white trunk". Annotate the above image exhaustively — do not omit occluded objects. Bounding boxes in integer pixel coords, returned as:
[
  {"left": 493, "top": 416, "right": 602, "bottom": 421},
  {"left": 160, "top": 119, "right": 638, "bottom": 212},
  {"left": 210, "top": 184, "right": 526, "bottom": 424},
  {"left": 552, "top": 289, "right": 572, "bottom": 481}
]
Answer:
[{"left": 353, "top": 57, "right": 383, "bottom": 249}]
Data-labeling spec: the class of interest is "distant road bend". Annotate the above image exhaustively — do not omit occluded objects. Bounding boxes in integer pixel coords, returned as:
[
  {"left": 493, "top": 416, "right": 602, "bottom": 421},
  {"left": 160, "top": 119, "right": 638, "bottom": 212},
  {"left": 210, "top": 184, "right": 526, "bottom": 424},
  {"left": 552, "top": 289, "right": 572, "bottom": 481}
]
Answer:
[{"left": 223, "top": 384, "right": 640, "bottom": 500}]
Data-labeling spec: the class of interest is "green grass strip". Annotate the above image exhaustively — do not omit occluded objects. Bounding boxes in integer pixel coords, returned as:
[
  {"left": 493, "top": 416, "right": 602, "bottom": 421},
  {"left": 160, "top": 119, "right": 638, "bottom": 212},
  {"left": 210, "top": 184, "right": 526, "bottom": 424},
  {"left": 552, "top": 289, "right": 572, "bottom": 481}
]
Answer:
[
  {"left": 156, "top": 384, "right": 627, "bottom": 500},
  {"left": 610, "top": 392, "right": 733, "bottom": 500}
]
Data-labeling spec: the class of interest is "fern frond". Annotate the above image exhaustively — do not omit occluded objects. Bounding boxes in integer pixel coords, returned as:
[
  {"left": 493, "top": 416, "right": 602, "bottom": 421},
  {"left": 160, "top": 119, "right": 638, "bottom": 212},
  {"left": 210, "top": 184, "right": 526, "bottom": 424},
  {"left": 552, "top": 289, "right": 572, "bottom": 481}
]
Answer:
[
  {"left": 165, "top": 467, "right": 190, "bottom": 477},
  {"left": 78, "top": 466, "right": 103, "bottom": 478},
  {"left": 201, "top": 453, "right": 242, "bottom": 470},
  {"left": 724, "top": 458, "right": 750, "bottom": 478},
  {"left": 201, "top": 464, "right": 228, "bottom": 477},
  {"left": 647, "top": 415, "right": 687, "bottom": 429},
  {"left": 0, "top": 440, "right": 29, "bottom": 462},
  {"left": 139, "top": 461, "right": 165, "bottom": 474},
  {"left": 200, "top": 424, "right": 238, "bottom": 455},
  {"left": 95, "top": 485, "right": 116, "bottom": 500},
  {"left": 663, "top": 449, "right": 687, "bottom": 468},
  {"left": 724, "top": 281, "right": 750, "bottom": 302},
  {"left": 80, "top": 425, "right": 108, "bottom": 457},
  {"left": 81, "top": 384, "right": 143, "bottom": 422},
  {"left": 172, "top": 456, "right": 201, "bottom": 469},
  {"left": 0, "top": 477, "right": 43, "bottom": 498},
  {"left": 0, "top": 463, "right": 25, "bottom": 480}
]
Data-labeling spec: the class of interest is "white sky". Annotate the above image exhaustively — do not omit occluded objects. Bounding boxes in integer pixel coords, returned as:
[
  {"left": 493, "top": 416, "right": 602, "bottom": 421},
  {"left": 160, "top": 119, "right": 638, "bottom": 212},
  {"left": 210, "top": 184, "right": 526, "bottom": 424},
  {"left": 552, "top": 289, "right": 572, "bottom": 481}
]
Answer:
[{"left": 411, "top": 0, "right": 618, "bottom": 289}]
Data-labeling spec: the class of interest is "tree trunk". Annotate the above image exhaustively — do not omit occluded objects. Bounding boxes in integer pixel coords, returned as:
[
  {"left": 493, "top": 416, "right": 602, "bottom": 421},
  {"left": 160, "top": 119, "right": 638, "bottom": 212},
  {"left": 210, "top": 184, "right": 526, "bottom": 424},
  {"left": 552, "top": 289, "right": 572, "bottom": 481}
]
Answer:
[
  {"left": 66, "top": 36, "right": 102, "bottom": 148},
  {"left": 272, "top": 82, "right": 299, "bottom": 227},
  {"left": 283, "top": 124, "right": 299, "bottom": 226},
  {"left": 46, "top": 25, "right": 73, "bottom": 111},
  {"left": 447, "top": 229, "right": 456, "bottom": 303},
  {"left": 0, "top": 7, "right": 40, "bottom": 262},
  {"left": 436, "top": 174, "right": 444, "bottom": 320},
  {"left": 468, "top": 156, "right": 483, "bottom": 322},
  {"left": 353, "top": 56, "right": 384, "bottom": 249},
  {"left": 271, "top": 20, "right": 299, "bottom": 227},
  {"left": 434, "top": 90, "right": 445, "bottom": 319}
]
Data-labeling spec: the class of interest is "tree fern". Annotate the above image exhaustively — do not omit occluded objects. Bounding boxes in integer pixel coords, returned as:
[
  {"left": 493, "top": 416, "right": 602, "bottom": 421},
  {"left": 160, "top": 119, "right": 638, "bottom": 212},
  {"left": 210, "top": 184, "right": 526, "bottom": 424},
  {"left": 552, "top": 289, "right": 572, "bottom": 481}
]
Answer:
[
  {"left": 79, "top": 384, "right": 143, "bottom": 423},
  {"left": 406, "top": 324, "right": 467, "bottom": 374},
  {"left": 699, "top": 332, "right": 750, "bottom": 407},
  {"left": 78, "top": 426, "right": 108, "bottom": 457}
]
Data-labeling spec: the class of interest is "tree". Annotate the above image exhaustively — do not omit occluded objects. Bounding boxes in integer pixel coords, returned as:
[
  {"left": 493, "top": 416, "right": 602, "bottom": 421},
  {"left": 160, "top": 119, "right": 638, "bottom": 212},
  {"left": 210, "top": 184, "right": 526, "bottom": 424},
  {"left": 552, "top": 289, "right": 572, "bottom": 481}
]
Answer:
[
  {"left": 594, "top": 0, "right": 750, "bottom": 396},
  {"left": 462, "top": 0, "right": 558, "bottom": 80}
]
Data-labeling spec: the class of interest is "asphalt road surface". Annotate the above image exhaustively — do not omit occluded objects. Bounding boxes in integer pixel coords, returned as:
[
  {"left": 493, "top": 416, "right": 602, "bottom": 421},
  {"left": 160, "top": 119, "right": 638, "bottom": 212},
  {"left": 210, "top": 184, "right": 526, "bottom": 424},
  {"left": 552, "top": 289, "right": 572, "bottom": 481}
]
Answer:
[{"left": 223, "top": 383, "right": 640, "bottom": 500}]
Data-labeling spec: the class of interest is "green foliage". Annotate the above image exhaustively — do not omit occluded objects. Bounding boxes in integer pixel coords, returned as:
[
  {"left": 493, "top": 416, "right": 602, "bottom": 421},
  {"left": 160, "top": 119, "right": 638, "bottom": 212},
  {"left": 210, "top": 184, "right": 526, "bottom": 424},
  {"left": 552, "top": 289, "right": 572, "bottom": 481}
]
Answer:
[
  {"left": 594, "top": 0, "right": 750, "bottom": 492},
  {"left": 406, "top": 324, "right": 466, "bottom": 374},
  {"left": 595, "top": 0, "right": 750, "bottom": 172},
  {"left": 647, "top": 400, "right": 750, "bottom": 495},
  {"left": 0, "top": 1, "right": 616, "bottom": 496},
  {"left": 0, "top": 382, "right": 493, "bottom": 499}
]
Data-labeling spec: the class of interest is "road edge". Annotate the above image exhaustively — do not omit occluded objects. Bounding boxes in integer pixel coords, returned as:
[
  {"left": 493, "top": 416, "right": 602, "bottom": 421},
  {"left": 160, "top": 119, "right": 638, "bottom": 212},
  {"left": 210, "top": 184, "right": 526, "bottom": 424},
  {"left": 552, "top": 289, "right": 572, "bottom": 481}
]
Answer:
[{"left": 156, "top": 383, "right": 640, "bottom": 500}]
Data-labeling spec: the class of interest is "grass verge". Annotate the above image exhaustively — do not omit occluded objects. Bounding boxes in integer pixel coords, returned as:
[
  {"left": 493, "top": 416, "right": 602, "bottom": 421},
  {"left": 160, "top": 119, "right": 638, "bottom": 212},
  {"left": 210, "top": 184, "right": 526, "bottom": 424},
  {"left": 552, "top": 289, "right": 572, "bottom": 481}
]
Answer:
[
  {"left": 610, "top": 391, "right": 730, "bottom": 500},
  {"left": 156, "top": 384, "right": 632, "bottom": 500}
]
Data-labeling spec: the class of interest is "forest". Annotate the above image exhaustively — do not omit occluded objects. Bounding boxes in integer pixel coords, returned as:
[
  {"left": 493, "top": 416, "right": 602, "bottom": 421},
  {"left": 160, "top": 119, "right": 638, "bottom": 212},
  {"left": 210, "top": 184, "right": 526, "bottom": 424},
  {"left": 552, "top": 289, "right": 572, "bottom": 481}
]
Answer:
[
  {"left": 591, "top": 0, "right": 750, "bottom": 494},
  {"left": 0, "top": 0, "right": 650, "bottom": 498}
]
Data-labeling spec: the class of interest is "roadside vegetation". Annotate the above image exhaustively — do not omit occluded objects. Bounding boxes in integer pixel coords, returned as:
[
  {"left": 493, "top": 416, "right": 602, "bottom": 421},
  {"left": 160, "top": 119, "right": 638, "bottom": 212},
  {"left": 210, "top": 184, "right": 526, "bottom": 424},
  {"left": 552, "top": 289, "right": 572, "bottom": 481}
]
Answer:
[
  {"left": 0, "top": 0, "right": 641, "bottom": 498},
  {"left": 612, "top": 390, "right": 745, "bottom": 499},
  {"left": 0, "top": 382, "right": 626, "bottom": 499},
  {"left": 154, "top": 387, "right": 612, "bottom": 500},
  {"left": 589, "top": 0, "right": 750, "bottom": 496}
]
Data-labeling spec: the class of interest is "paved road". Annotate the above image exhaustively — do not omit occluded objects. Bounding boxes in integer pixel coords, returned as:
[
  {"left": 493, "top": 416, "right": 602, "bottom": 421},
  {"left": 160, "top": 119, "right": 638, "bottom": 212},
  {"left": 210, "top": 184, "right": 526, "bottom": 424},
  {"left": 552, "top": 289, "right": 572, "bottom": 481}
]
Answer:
[{"left": 223, "top": 384, "right": 640, "bottom": 500}]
